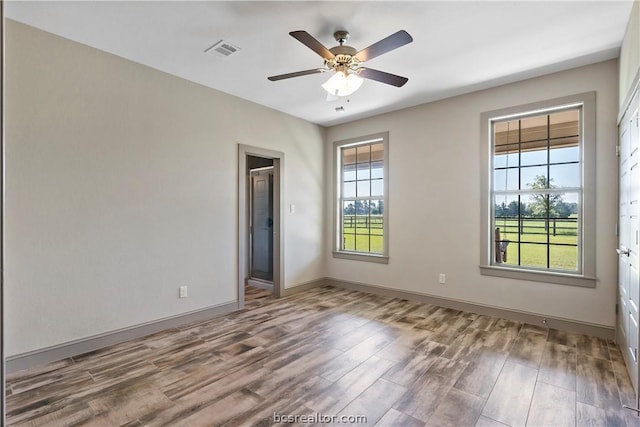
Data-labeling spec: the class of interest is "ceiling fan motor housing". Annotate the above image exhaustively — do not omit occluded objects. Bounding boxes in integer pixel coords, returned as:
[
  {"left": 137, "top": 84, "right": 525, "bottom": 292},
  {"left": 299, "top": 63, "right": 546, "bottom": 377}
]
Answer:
[
  {"left": 326, "top": 30, "right": 360, "bottom": 73},
  {"left": 327, "top": 46, "right": 359, "bottom": 73}
]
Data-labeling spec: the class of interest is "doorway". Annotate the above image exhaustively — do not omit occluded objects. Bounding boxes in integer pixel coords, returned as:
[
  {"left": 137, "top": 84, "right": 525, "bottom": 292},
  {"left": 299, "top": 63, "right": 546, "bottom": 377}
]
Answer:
[
  {"left": 238, "top": 145, "right": 284, "bottom": 309},
  {"left": 249, "top": 164, "right": 274, "bottom": 287}
]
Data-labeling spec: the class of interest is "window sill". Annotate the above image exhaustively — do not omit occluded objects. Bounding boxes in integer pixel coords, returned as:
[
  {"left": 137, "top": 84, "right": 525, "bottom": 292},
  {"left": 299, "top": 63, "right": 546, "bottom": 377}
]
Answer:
[
  {"left": 333, "top": 251, "right": 389, "bottom": 264},
  {"left": 479, "top": 265, "right": 596, "bottom": 288}
]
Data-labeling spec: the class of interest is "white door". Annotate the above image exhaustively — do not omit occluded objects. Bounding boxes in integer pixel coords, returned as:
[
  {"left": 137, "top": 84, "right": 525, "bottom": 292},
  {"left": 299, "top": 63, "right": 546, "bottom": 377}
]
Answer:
[
  {"left": 619, "top": 90, "right": 640, "bottom": 396},
  {"left": 250, "top": 168, "right": 274, "bottom": 281}
]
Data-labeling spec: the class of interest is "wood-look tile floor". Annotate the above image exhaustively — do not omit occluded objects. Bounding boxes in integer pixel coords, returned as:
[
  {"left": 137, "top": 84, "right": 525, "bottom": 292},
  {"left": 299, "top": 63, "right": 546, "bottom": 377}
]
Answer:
[{"left": 6, "top": 285, "right": 640, "bottom": 426}]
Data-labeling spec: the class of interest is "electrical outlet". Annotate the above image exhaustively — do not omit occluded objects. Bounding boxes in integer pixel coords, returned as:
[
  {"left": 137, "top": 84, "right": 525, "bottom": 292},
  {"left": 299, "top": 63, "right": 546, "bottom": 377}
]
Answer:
[
  {"left": 439, "top": 273, "right": 446, "bottom": 284},
  {"left": 179, "top": 286, "right": 188, "bottom": 298}
]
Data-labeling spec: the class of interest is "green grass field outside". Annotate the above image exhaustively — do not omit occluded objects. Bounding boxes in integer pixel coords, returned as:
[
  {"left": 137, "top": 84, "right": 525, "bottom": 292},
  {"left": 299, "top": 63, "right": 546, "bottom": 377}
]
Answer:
[
  {"left": 342, "top": 215, "right": 384, "bottom": 254},
  {"left": 494, "top": 217, "right": 578, "bottom": 271},
  {"left": 341, "top": 215, "right": 579, "bottom": 271}
]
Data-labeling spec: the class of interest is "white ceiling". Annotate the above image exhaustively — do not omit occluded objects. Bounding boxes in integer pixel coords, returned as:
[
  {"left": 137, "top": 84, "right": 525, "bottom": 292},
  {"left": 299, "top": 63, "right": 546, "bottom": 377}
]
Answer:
[{"left": 6, "top": 1, "right": 634, "bottom": 127}]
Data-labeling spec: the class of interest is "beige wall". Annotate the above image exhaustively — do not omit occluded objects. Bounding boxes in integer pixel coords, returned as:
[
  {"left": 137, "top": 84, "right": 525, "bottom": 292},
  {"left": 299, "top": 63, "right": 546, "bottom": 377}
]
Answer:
[
  {"left": 5, "top": 17, "right": 623, "bottom": 357},
  {"left": 326, "top": 60, "right": 619, "bottom": 328},
  {"left": 5, "top": 20, "right": 325, "bottom": 356},
  {"left": 621, "top": 1, "right": 640, "bottom": 109}
]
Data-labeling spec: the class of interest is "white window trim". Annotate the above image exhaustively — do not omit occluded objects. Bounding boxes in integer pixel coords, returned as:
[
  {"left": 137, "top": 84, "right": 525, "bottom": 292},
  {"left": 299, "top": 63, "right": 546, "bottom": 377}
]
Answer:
[
  {"left": 333, "top": 132, "right": 389, "bottom": 264},
  {"left": 479, "top": 92, "right": 597, "bottom": 288}
]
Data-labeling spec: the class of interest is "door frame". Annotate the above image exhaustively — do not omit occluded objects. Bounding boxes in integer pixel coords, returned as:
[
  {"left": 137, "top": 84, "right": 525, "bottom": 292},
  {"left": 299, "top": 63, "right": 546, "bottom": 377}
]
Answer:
[{"left": 238, "top": 145, "right": 284, "bottom": 308}]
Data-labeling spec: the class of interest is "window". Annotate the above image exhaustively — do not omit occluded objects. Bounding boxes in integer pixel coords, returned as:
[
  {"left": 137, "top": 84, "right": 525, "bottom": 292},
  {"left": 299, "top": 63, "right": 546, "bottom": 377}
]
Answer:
[
  {"left": 480, "top": 93, "right": 596, "bottom": 287},
  {"left": 333, "top": 132, "right": 389, "bottom": 263}
]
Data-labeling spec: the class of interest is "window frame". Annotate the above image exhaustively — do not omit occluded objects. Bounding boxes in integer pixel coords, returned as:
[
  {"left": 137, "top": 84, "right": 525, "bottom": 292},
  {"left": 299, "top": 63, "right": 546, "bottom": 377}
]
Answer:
[
  {"left": 479, "top": 92, "right": 596, "bottom": 287},
  {"left": 333, "top": 132, "right": 389, "bottom": 264}
]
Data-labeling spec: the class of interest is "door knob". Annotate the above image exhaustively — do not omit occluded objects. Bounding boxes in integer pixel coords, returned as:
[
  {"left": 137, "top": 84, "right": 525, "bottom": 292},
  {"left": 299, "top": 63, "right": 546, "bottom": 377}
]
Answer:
[{"left": 617, "top": 248, "right": 631, "bottom": 256}]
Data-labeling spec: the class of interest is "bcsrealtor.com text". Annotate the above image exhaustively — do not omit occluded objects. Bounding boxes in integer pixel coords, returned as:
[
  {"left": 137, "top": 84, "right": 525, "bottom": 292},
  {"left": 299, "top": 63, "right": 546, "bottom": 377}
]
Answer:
[{"left": 273, "top": 412, "right": 367, "bottom": 424}]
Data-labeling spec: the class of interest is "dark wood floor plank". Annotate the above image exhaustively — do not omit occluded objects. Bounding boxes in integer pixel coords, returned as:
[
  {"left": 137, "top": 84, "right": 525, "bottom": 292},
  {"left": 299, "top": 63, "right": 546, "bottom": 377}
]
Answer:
[
  {"left": 548, "top": 328, "right": 580, "bottom": 347},
  {"left": 372, "top": 298, "right": 421, "bottom": 324},
  {"left": 389, "top": 314, "right": 428, "bottom": 331},
  {"left": 414, "top": 307, "right": 461, "bottom": 332},
  {"left": 7, "top": 402, "right": 97, "bottom": 427},
  {"left": 508, "top": 327, "right": 548, "bottom": 368},
  {"left": 521, "top": 323, "right": 549, "bottom": 335},
  {"left": 6, "top": 358, "right": 75, "bottom": 394},
  {"left": 577, "top": 335, "right": 612, "bottom": 360},
  {"left": 576, "top": 354, "right": 622, "bottom": 410},
  {"left": 421, "top": 315, "right": 474, "bottom": 345},
  {"left": 443, "top": 325, "right": 516, "bottom": 364},
  {"left": 468, "top": 314, "right": 499, "bottom": 331},
  {"left": 538, "top": 341, "right": 577, "bottom": 391},
  {"left": 259, "top": 326, "right": 324, "bottom": 356},
  {"left": 6, "top": 371, "right": 97, "bottom": 425},
  {"left": 479, "top": 319, "right": 521, "bottom": 354},
  {"left": 609, "top": 343, "right": 638, "bottom": 409},
  {"left": 406, "top": 302, "right": 440, "bottom": 319},
  {"left": 87, "top": 384, "right": 172, "bottom": 426}
]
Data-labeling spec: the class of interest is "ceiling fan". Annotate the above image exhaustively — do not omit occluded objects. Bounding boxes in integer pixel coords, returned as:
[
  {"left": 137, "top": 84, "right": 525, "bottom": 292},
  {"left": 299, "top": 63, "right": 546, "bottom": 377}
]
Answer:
[{"left": 267, "top": 29, "right": 413, "bottom": 97}]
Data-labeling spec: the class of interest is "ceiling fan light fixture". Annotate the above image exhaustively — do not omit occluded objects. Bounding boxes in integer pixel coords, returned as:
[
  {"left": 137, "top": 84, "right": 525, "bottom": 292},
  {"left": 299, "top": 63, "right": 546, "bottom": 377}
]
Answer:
[{"left": 321, "top": 71, "right": 363, "bottom": 97}]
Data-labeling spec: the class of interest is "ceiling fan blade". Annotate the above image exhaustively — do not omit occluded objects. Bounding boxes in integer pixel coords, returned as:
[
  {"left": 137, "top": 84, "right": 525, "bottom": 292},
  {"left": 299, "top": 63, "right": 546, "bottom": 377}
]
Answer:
[
  {"left": 289, "top": 31, "right": 335, "bottom": 59},
  {"left": 268, "top": 68, "right": 325, "bottom": 81},
  {"left": 355, "top": 30, "right": 413, "bottom": 62},
  {"left": 358, "top": 68, "right": 408, "bottom": 87}
]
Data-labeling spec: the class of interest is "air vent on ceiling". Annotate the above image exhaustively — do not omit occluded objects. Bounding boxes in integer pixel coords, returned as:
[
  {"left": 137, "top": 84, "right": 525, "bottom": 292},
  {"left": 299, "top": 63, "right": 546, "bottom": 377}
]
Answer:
[{"left": 205, "top": 40, "right": 241, "bottom": 58}]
